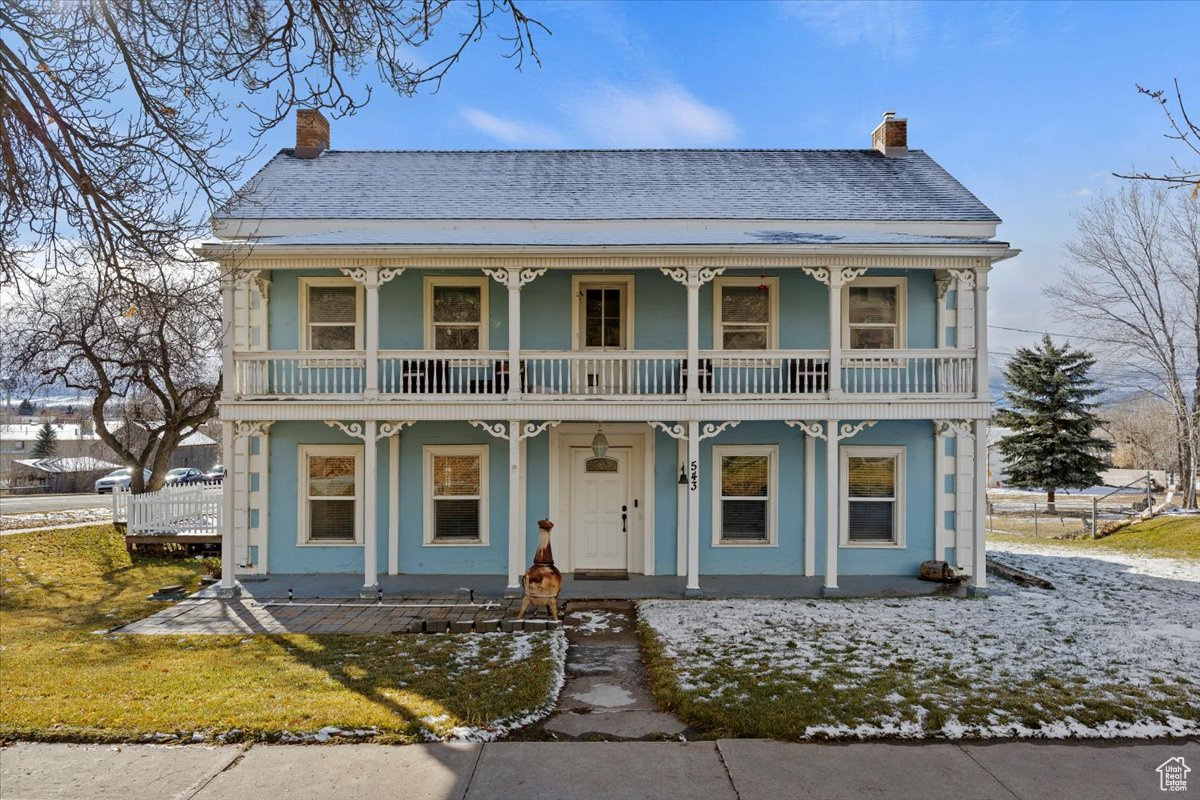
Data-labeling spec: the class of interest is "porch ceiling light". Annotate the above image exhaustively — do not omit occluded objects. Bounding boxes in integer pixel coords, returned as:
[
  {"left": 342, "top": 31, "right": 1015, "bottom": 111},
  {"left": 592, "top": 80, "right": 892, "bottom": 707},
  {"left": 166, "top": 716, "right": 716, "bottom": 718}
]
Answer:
[{"left": 590, "top": 424, "right": 609, "bottom": 458}]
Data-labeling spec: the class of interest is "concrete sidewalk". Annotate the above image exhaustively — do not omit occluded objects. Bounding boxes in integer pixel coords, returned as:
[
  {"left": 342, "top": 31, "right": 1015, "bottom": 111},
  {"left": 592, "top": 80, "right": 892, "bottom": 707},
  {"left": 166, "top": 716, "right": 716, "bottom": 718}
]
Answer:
[{"left": 2, "top": 739, "right": 1197, "bottom": 800}]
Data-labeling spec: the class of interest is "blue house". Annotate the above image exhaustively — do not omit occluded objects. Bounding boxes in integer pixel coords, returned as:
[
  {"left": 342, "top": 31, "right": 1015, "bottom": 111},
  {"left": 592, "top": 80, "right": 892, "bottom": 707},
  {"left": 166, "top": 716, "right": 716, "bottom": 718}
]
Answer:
[{"left": 200, "top": 110, "right": 1013, "bottom": 598}]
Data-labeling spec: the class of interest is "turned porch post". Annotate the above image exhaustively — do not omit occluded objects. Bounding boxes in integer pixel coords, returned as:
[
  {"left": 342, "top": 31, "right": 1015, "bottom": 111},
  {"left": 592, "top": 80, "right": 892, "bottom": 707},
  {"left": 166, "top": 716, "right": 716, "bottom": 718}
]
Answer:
[
  {"left": 661, "top": 267, "right": 724, "bottom": 401},
  {"left": 686, "top": 419, "right": 700, "bottom": 590},
  {"left": 484, "top": 268, "right": 546, "bottom": 401},
  {"left": 824, "top": 418, "right": 840, "bottom": 589},
  {"left": 341, "top": 267, "right": 403, "bottom": 398},
  {"left": 218, "top": 419, "right": 238, "bottom": 597}
]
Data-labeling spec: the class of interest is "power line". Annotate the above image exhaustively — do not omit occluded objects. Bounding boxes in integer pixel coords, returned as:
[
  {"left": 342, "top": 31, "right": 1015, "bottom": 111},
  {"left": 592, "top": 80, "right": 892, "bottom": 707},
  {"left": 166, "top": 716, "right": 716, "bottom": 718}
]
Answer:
[{"left": 988, "top": 324, "right": 1136, "bottom": 346}]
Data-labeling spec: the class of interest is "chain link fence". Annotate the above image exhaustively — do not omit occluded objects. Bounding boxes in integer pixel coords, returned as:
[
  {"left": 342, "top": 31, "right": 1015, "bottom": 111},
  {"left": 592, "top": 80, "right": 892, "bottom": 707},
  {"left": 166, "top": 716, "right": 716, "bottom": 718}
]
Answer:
[{"left": 987, "top": 485, "right": 1155, "bottom": 540}]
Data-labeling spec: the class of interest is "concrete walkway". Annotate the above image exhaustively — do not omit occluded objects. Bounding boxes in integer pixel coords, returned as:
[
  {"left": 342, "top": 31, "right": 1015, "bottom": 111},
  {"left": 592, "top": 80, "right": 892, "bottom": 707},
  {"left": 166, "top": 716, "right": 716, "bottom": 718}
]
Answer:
[
  {"left": 2, "top": 739, "right": 1196, "bottom": 800},
  {"left": 540, "top": 601, "right": 688, "bottom": 739}
]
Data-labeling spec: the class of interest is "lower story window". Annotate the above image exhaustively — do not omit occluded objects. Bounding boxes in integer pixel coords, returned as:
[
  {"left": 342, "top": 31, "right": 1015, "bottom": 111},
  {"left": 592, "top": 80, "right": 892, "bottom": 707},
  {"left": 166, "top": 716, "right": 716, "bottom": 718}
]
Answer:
[
  {"left": 424, "top": 445, "right": 489, "bottom": 545},
  {"left": 842, "top": 445, "right": 905, "bottom": 546},
  {"left": 712, "top": 445, "right": 778, "bottom": 545},
  {"left": 299, "top": 444, "right": 362, "bottom": 544}
]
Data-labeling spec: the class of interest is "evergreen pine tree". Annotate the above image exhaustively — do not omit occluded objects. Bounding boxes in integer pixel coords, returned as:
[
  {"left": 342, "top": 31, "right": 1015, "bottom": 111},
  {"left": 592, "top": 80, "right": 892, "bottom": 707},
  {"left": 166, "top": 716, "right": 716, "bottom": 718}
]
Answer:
[
  {"left": 16, "top": 398, "right": 34, "bottom": 416},
  {"left": 995, "top": 335, "right": 1112, "bottom": 512},
  {"left": 32, "top": 422, "right": 58, "bottom": 458}
]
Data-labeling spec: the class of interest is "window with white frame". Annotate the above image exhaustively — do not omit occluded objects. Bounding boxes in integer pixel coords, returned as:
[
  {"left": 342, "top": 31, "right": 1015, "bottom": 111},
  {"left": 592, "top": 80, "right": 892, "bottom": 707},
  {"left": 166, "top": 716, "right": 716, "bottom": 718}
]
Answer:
[
  {"left": 301, "top": 278, "right": 362, "bottom": 351},
  {"left": 714, "top": 277, "right": 778, "bottom": 350},
  {"left": 842, "top": 445, "right": 905, "bottom": 546},
  {"left": 425, "top": 277, "right": 488, "bottom": 350},
  {"left": 424, "top": 445, "right": 489, "bottom": 545},
  {"left": 844, "top": 277, "right": 906, "bottom": 350},
  {"left": 712, "top": 445, "right": 778, "bottom": 545},
  {"left": 298, "top": 444, "right": 362, "bottom": 544}
]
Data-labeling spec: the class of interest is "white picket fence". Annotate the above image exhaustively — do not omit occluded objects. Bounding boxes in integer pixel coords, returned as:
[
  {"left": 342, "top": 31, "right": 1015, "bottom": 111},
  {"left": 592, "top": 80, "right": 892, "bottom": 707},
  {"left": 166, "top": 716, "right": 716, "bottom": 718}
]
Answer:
[{"left": 113, "top": 481, "right": 222, "bottom": 535}]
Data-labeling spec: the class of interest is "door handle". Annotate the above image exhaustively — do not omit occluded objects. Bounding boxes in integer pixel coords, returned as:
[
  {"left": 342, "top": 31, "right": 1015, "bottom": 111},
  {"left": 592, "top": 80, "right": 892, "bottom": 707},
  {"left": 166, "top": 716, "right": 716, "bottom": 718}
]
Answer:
[{"left": 621, "top": 505, "right": 628, "bottom": 533}]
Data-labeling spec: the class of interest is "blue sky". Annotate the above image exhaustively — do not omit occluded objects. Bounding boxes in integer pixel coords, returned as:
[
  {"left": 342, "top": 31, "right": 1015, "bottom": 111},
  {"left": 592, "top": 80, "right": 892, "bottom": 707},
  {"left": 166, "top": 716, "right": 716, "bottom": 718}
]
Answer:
[{"left": 233, "top": 0, "right": 1198, "bottom": 370}]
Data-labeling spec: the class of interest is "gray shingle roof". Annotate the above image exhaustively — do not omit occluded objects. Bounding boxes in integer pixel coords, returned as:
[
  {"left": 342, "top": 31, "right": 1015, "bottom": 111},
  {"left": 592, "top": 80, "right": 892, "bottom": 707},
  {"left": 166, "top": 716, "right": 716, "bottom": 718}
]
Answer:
[{"left": 218, "top": 149, "right": 1000, "bottom": 223}]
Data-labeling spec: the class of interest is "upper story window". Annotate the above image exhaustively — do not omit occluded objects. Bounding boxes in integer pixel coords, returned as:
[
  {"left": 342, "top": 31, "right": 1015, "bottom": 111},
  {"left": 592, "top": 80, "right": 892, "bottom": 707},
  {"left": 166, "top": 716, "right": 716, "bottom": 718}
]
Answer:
[
  {"left": 712, "top": 445, "right": 778, "bottom": 546},
  {"left": 298, "top": 444, "right": 362, "bottom": 545},
  {"left": 714, "top": 277, "right": 778, "bottom": 351},
  {"left": 844, "top": 277, "right": 907, "bottom": 350},
  {"left": 841, "top": 445, "right": 906, "bottom": 547},
  {"left": 425, "top": 277, "right": 488, "bottom": 351},
  {"left": 300, "top": 277, "right": 362, "bottom": 351},
  {"left": 423, "top": 444, "right": 489, "bottom": 546}
]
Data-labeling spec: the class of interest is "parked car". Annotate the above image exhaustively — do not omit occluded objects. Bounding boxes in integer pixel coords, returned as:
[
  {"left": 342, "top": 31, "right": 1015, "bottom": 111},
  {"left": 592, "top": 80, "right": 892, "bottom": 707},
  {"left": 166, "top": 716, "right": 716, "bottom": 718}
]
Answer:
[
  {"left": 204, "top": 464, "right": 226, "bottom": 482},
  {"left": 94, "top": 468, "right": 152, "bottom": 494},
  {"left": 164, "top": 467, "right": 206, "bottom": 485}
]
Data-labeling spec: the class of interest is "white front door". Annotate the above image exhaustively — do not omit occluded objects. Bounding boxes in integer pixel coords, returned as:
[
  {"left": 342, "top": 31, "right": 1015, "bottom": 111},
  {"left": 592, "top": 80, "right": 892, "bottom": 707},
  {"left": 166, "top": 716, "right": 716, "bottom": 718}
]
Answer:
[{"left": 570, "top": 447, "right": 629, "bottom": 570}]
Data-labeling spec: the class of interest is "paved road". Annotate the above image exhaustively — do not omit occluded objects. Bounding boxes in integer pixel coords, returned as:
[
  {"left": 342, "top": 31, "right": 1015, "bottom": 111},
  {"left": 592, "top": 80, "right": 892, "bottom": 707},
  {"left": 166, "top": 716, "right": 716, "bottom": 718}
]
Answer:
[
  {"left": 0, "top": 493, "right": 111, "bottom": 514},
  {"left": 2, "top": 739, "right": 1196, "bottom": 800}
]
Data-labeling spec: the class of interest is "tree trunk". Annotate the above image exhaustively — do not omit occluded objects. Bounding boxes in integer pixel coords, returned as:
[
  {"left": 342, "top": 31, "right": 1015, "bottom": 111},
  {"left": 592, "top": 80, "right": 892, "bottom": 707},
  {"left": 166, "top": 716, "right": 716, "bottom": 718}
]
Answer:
[{"left": 1047, "top": 487, "right": 1056, "bottom": 515}]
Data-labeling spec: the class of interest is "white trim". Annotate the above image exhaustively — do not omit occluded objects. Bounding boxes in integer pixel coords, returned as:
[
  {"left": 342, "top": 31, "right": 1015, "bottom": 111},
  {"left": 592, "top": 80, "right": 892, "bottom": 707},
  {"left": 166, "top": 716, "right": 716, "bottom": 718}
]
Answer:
[
  {"left": 712, "top": 276, "right": 779, "bottom": 351},
  {"left": 422, "top": 443, "right": 490, "bottom": 547},
  {"left": 842, "top": 276, "right": 908, "bottom": 350},
  {"left": 388, "top": 433, "right": 400, "bottom": 574},
  {"left": 840, "top": 444, "right": 906, "bottom": 548},
  {"left": 297, "top": 443, "right": 364, "bottom": 546},
  {"left": 547, "top": 423, "right": 653, "bottom": 574},
  {"left": 298, "top": 276, "right": 364, "bottom": 351},
  {"left": 423, "top": 276, "right": 490, "bottom": 351},
  {"left": 571, "top": 274, "right": 635, "bottom": 351},
  {"left": 711, "top": 444, "right": 779, "bottom": 547}
]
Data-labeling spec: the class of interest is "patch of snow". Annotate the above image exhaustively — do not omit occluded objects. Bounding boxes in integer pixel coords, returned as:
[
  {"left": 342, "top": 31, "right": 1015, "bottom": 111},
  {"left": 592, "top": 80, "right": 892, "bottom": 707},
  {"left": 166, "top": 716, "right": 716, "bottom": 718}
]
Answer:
[
  {"left": 569, "top": 683, "right": 637, "bottom": 708},
  {"left": 640, "top": 540, "right": 1200, "bottom": 739},
  {"left": 566, "top": 609, "right": 627, "bottom": 634}
]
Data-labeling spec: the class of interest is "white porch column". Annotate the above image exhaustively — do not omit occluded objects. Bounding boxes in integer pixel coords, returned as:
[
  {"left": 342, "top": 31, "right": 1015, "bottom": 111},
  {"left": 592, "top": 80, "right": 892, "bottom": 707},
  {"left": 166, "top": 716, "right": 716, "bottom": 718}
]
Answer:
[
  {"left": 974, "top": 266, "right": 990, "bottom": 401},
  {"left": 786, "top": 421, "right": 825, "bottom": 578},
  {"left": 973, "top": 418, "right": 989, "bottom": 589},
  {"left": 388, "top": 433, "right": 401, "bottom": 576},
  {"left": 362, "top": 420, "right": 378, "bottom": 593},
  {"left": 803, "top": 267, "right": 867, "bottom": 397},
  {"left": 508, "top": 419, "right": 522, "bottom": 587},
  {"left": 217, "top": 419, "right": 239, "bottom": 597},
  {"left": 686, "top": 420, "right": 700, "bottom": 590},
  {"left": 824, "top": 417, "right": 840, "bottom": 589},
  {"left": 822, "top": 420, "right": 876, "bottom": 593},
  {"left": 469, "top": 419, "right": 559, "bottom": 590},
  {"left": 484, "top": 268, "right": 546, "bottom": 401},
  {"left": 342, "top": 267, "right": 403, "bottom": 398},
  {"left": 677, "top": 437, "right": 687, "bottom": 576},
  {"left": 661, "top": 267, "right": 725, "bottom": 401}
]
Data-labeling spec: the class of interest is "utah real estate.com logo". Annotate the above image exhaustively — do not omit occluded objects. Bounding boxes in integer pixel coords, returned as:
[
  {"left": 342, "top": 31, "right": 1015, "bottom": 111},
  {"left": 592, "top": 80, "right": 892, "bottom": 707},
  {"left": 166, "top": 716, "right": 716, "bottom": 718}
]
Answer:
[{"left": 1157, "top": 757, "right": 1190, "bottom": 792}]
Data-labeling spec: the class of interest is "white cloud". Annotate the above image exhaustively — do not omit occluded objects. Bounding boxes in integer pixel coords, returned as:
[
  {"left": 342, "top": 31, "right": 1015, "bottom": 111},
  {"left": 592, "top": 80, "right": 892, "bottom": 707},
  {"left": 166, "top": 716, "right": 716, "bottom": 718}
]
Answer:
[
  {"left": 567, "top": 83, "right": 739, "bottom": 147},
  {"left": 783, "top": 0, "right": 925, "bottom": 60},
  {"left": 459, "top": 108, "right": 567, "bottom": 147},
  {"left": 1074, "top": 188, "right": 1092, "bottom": 197}
]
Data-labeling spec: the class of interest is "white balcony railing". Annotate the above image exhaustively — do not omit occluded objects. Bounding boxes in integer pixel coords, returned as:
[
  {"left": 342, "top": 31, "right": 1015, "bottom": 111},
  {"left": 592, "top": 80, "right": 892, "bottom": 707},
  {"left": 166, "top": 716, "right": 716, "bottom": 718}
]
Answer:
[
  {"left": 521, "top": 350, "right": 688, "bottom": 398},
  {"left": 840, "top": 349, "right": 975, "bottom": 396},
  {"left": 232, "top": 348, "right": 976, "bottom": 400},
  {"left": 704, "top": 351, "right": 831, "bottom": 397},
  {"left": 234, "top": 351, "right": 366, "bottom": 398}
]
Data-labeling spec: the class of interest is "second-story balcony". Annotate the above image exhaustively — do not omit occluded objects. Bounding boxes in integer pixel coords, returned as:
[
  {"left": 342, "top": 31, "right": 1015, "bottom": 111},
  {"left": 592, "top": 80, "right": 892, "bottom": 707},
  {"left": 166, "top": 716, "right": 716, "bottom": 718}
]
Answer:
[{"left": 231, "top": 348, "right": 976, "bottom": 401}]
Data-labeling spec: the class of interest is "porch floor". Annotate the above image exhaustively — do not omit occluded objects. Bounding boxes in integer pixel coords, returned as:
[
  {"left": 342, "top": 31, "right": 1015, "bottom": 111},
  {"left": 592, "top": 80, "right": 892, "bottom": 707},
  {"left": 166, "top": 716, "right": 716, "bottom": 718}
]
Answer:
[{"left": 227, "top": 572, "right": 969, "bottom": 601}]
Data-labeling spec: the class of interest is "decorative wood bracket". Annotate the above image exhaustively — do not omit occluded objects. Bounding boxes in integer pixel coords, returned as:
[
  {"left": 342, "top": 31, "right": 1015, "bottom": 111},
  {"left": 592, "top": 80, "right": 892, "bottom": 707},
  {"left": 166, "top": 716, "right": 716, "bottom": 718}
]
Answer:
[
  {"left": 934, "top": 271, "right": 953, "bottom": 300},
  {"left": 649, "top": 421, "right": 687, "bottom": 440},
  {"left": 520, "top": 421, "right": 560, "bottom": 441},
  {"left": 660, "top": 266, "right": 725, "bottom": 287},
  {"left": 340, "top": 267, "right": 404, "bottom": 288},
  {"left": 836, "top": 420, "right": 877, "bottom": 442},
  {"left": 699, "top": 421, "right": 740, "bottom": 441},
  {"left": 483, "top": 267, "right": 547, "bottom": 288},
  {"left": 933, "top": 419, "right": 975, "bottom": 438},
  {"left": 947, "top": 268, "right": 976, "bottom": 289},
  {"left": 378, "top": 421, "right": 416, "bottom": 440},
  {"left": 468, "top": 420, "right": 510, "bottom": 440},
  {"left": 324, "top": 420, "right": 368, "bottom": 441},
  {"left": 785, "top": 420, "right": 827, "bottom": 440},
  {"left": 232, "top": 420, "right": 274, "bottom": 441},
  {"left": 802, "top": 266, "right": 868, "bottom": 287}
]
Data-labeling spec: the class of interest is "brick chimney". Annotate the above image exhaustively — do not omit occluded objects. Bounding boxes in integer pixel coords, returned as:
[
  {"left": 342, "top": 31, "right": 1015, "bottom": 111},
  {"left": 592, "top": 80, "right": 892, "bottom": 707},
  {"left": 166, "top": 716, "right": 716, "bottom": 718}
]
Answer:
[
  {"left": 871, "top": 111, "right": 908, "bottom": 157},
  {"left": 295, "top": 109, "right": 330, "bottom": 158}
]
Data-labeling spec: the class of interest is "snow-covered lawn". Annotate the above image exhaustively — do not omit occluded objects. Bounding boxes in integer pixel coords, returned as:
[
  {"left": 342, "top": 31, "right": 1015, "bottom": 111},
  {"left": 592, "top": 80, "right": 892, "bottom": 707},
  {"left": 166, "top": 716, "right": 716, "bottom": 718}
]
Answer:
[
  {"left": 639, "top": 541, "right": 1199, "bottom": 739},
  {"left": 0, "top": 508, "right": 112, "bottom": 532}
]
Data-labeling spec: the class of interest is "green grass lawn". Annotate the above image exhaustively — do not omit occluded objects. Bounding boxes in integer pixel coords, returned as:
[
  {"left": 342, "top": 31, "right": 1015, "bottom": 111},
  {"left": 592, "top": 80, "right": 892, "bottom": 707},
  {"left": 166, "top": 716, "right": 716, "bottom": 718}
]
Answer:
[
  {"left": 988, "top": 514, "right": 1200, "bottom": 560},
  {"left": 0, "top": 526, "right": 562, "bottom": 743}
]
